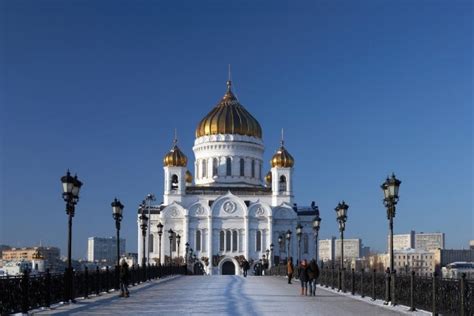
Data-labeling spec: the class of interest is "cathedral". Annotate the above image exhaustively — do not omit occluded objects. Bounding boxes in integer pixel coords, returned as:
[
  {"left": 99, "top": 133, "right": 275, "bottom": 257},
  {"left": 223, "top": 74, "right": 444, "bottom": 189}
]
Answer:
[{"left": 137, "top": 79, "right": 318, "bottom": 275}]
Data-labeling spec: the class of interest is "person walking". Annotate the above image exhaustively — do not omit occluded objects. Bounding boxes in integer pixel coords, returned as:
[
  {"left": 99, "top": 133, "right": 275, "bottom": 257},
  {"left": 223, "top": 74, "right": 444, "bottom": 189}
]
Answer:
[
  {"left": 287, "top": 257, "right": 294, "bottom": 284},
  {"left": 243, "top": 259, "right": 250, "bottom": 277},
  {"left": 308, "top": 259, "right": 320, "bottom": 296},
  {"left": 119, "top": 259, "right": 130, "bottom": 298},
  {"left": 298, "top": 259, "right": 310, "bottom": 296}
]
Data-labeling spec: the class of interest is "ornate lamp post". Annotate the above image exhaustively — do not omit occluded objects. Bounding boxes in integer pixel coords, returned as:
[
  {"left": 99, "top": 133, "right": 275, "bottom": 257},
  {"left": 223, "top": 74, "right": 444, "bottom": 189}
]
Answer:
[
  {"left": 285, "top": 230, "right": 292, "bottom": 261},
  {"left": 168, "top": 229, "right": 174, "bottom": 265},
  {"left": 139, "top": 211, "right": 148, "bottom": 267},
  {"left": 269, "top": 243, "right": 274, "bottom": 267},
  {"left": 185, "top": 242, "right": 190, "bottom": 265},
  {"left": 335, "top": 201, "right": 349, "bottom": 292},
  {"left": 60, "top": 170, "right": 83, "bottom": 302},
  {"left": 296, "top": 223, "right": 303, "bottom": 264},
  {"left": 157, "top": 222, "right": 163, "bottom": 265},
  {"left": 312, "top": 209, "right": 322, "bottom": 263},
  {"left": 111, "top": 198, "right": 124, "bottom": 287},
  {"left": 176, "top": 234, "right": 181, "bottom": 264},
  {"left": 381, "top": 173, "right": 401, "bottom": 304},
  {"left": 145, "top": 194, "right": 156, "bottom": 265}
]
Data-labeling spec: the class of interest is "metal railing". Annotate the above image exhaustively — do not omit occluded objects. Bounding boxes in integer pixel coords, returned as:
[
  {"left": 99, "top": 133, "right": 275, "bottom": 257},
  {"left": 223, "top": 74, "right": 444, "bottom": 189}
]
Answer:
[
  {"left": 0, "top": 264, "right": 187, "bottom": 314},
  {"left": 268, "top": 265, "right": 473, "bottom": 315}
]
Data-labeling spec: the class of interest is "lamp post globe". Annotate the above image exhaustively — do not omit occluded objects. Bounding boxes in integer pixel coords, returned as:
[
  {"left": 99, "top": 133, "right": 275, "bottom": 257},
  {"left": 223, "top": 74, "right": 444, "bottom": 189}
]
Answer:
[{"left": 60, "top": 170, "right": 82, "bottom": 302}]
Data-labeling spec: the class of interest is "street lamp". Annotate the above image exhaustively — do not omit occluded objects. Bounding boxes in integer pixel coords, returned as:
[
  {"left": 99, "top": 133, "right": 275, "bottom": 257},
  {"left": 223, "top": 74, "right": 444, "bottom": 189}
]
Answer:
[
  {"left": 381, "top": 173, "right": 401, "bottom": 304},
  {"left": 296, "top": 223, "right": 303, "bottom": 264},
  {"left": 285, "top": 230, "right": 292, "bottom": 261},
  {"left": 335, "top": 201, "right": 349, "bottom": 292},
  {"left": 145, "top": 194, "right": 156, "bottom": 265},
  {"left": 111, "top": 198, "right": 124, "bottom": 287},
  {"left": 176, "top": 234, "right": 181, "bottom": 264},
  {"left": 139, "top": 211, "right": 148, "bottom": 267},
  {"left": 270, "top": 243, "right": 274, "bottom": 267},
  {"left": 157, "top": 222, "right": 163, "bottom": 265},
  {"left": 168, "top": 229, "right": 174, "bottom": 265},
  {"left": 312, "top": 205, "right": 322, "bottom": 263},
  {"left": 61, "top": 170, "right": 83, "bottom": 302},
  {"left": 185, "top": 242, "right": 190, "bottom": 265}
]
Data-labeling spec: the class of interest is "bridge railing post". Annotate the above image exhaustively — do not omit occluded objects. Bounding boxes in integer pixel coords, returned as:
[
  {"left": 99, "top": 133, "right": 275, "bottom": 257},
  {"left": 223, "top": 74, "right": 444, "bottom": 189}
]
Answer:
[
  {"left": 44, "top": 269, "right": 51, "bottom": 308},
  {"left": 105, "top": 266, "right": 110, "bottom": 293},
  {"left": 432, "top": 272, "right": 438, "bottom": 316},
  {"left": 372, "top": 269, "right": 376, "bottom": 301},
  {"left": 21, "top": 269, "right": 30, "bottom": 314},
  {"left": 95, "top": 266, "right": 100, "bottom": 296},
  {"left": 360, "top": 269, "right": 365, "bottom": 298},
  {"left": 342, "top": 268, "right": 346, "bottom": 293},
  {"left": 351, "top": 268, "right": 355, "bottom": 295},
  {"left": 391, "top": 271, "right": 397, "bottom": 306},
  {"left": 409, "top": 271, "right": 416, "bottom": 311},
  {"left": 84, "top": 267, "right": 89, "bottom": 299},
  {"left": 384, "top": 270, "right": 390, "bottom": 305},
  {"left": 460, "top": 273, "right": 466, "bottom": 316}
]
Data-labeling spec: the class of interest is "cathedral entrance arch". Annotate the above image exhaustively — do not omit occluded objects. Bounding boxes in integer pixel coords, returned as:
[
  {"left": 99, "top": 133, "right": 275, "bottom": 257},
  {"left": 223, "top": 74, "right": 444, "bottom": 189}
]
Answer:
[{"left": 217, "top": 257, "right": 240, "bottom": 275}]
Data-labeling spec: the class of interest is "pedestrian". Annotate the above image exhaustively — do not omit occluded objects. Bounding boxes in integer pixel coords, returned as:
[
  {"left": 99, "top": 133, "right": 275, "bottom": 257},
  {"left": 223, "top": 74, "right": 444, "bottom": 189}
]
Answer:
[
  {"left": 298, "top": 259, "right": 309, "bottom": 296},
  {"left": 287, "top": 257, "right": 294, "bottom": 284},
  {"left": 243, "top": 259, "right": 250, "bottom": 277},
  {"left": 119, "top": 259, "right": 130, "bottom": 297},
  {"left": 308, "top": 259, "right": 320, "bottom": 296}
]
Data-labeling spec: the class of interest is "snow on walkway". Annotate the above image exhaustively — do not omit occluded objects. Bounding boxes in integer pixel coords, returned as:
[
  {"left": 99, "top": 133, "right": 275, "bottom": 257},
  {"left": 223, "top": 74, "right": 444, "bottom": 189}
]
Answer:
[{"left": 35, "top": 275, "right": 418, "bottom": 315}]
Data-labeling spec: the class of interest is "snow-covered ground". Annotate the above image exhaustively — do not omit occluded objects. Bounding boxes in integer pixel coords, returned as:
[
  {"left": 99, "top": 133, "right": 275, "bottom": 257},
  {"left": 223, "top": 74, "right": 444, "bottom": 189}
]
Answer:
[{"left": 33, "top": 275, "right": 429, "bottom": 315}]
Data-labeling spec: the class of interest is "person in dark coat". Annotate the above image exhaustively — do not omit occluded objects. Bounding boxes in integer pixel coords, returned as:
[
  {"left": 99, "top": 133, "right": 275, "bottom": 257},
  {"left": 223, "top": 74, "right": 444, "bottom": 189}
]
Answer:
[
  {"left": 298, "top": 259, "right": 310, "bottom": 295},
  {"left": 119, "top": 259, "right": 130, "bottom": 297},
  {"left": 308, "top": 259, "right": 320, "bottom": 296},
  {"left": 243, "top": 259, "right": 250, "bottom": 277}
]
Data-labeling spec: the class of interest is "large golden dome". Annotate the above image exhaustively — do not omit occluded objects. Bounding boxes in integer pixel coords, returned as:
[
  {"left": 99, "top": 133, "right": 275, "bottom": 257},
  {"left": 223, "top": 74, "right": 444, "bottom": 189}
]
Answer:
[
  {"left": 163, "top": 142, "right": 187, "bottom": 167},
  {"left": 271, "top": 143, "right": 295, "bottom": 168},
  {"left": 195, "top": 81, "right": 262, "bottom": 139}
]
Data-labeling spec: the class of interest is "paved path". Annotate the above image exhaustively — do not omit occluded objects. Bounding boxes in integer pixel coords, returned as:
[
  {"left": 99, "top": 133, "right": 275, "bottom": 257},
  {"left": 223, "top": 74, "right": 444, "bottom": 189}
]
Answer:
[{"left": 35, "top": 276, "right": 427, "bottom": 316}]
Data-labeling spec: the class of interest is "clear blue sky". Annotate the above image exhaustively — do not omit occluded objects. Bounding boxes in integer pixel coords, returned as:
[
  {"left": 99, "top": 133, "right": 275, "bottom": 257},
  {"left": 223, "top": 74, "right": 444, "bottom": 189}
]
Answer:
[{"left": 1, "top": 0, "right": 472, "bottom": 259}]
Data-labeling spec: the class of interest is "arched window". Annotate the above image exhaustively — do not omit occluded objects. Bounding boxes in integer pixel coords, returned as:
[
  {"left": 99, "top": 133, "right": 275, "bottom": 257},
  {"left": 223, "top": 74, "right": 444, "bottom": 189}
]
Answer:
[
  {"left": 256, "top": 231, "right": 262, "bottom": 251},
  {"left": 240, "top": 158, "right": 245, "bottom": 176},
  {"left": 226, "top": 157, "right": 232, "bottom": 176},
  {"left": 201, "top": 159, "right": 207, "bottom": 178},
  {"left": 303, "top": 234, "right": 309, "bottom": 254},
  {"left": 212, "top": 158, "right": 218, "bottom": 177},
  {"left": 279, "top": 175, "right": 287, "bottom": 192},
  {"left": 149, "top": 234, "right": 154, "bottom": 253},
  {"left": 196, "top": 230, "right": 201, "bottom": 251},
  {"left": 232, "top": 231, "right": 238, "bottom": 251},
  {"left": 251, "top": 160, "right": 255, "bottom": 178},
  {"left": 171, "top": 174, "right": 178, "bottom": 190},
  {"left": 220, "top": 231, "right": 225, "bottom": 251},
  {"left": 226, "top": 231, "right": 231, "bottom": 251}
]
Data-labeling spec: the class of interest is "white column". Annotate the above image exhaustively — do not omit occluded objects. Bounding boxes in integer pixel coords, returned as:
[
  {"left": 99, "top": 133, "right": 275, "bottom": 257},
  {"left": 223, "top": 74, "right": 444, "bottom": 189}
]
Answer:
[
  {"left": 207, "top": 215, "right": 213, "bottom": 275},
  {"left": 244, "top": 215, "right": 249, "bottom": 260},
  {"left": 137, "top": 218, "right": 142, "bottom": 266}
]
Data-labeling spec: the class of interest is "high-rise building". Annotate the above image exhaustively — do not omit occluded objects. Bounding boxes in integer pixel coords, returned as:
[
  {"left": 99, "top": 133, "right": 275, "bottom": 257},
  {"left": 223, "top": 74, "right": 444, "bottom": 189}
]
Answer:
[
  {"left": 415, "top": 232, "right": 445, "bottom": 251},
  {"left": 319, "top": 237, "right": 335, "bottom": 262},
  {"left": 87, "top": 237, "right": 126, "bottom": 264},
  {"left": 335, "top": 239, "right": 361, "bottom": 260},
  {"left": 470, "top": 240, "right": 474, "bottom": 250},
  {"left": 387, "top": 230, "right": 415, "bottom": 252}
]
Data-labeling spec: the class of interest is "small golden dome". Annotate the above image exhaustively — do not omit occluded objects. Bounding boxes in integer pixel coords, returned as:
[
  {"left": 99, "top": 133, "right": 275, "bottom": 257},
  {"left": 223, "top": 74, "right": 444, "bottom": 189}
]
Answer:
[
  {"left": 185, "top": 170, "right": 193, "bottom": 183},
  {"left": 265, "top": 171, "right": 272, "bottom": 184},
  {"left": 271, "top": 143, "right": 294, "bottom": 168},
  {"left": 163, "top": 143, "right": 187, "bottom": 167},
  {"left": 195, "top": 81, "right": 262, "bottom": 139}
]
